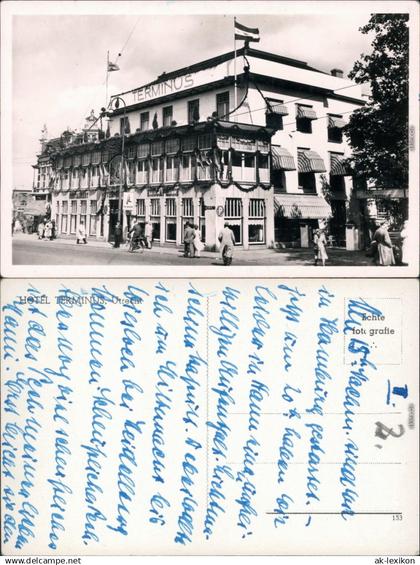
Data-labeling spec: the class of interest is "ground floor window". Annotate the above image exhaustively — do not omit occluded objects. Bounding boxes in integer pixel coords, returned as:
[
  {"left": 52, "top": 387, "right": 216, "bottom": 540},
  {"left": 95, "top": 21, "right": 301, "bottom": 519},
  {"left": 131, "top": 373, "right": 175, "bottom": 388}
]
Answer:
[
  {"left": 165, "top": 198, "right": 177, "bottom": 242},
  {"left": 181, "top": 197, "right": 194, "bottom": 230},
  {"left": 80, "top": 200, "right": 87, "bottom": 231},
  {"left": 89, "top": 200, "right": 97, "bottom": 236},
  {"left": 199, "top": 198, "right": 206, "bottom": 242},
  {"left": 225, "top": 198, "right": 242, "bottom": 245},
  {"left": 70, "top": 200, "right": 77, "bottom": 234},
  {"left": 248, "top": 199, "right": 265, "bottom": 244},
  {"left": 150, "top": 197, "right": 161, "bottom": 241}
]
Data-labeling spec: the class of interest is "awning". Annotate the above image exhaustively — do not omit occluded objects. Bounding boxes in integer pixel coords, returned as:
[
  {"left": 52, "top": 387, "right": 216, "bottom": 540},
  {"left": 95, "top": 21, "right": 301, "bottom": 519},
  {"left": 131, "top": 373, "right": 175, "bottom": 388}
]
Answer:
[
  {"left": 328, "top": 115, "right": 346, "bottom": 129},
  {"left": 274, "top": 194, "right": 331, "bottom": 219},
  {"left": 297, "top": 150, "right": 326, "bottom": 173},
  {"left": 296, "top": 105, "right": 317, "bottom": 120},
  {"left": 330, "top": 153, "right": 352, "bottom": 176},
  {"left": 272, "top": 146, "right": 296, "bottom": 171},
  {"left": 268, "top": 102, "right": 289, "bottom": 116}
]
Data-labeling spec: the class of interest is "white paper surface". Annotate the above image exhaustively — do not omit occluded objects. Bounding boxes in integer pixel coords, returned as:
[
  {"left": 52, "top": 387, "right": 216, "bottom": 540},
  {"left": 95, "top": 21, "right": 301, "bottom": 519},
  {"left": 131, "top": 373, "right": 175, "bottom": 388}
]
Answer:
[{"left": 1, "top": 278, "right": 418, "bottom": 555}]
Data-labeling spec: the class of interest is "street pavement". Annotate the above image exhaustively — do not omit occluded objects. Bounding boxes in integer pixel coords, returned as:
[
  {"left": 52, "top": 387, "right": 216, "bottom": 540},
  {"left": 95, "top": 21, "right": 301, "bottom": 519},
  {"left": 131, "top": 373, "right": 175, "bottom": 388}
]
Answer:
[{"left": 12, "top": 233, "right": 375, "bottom": 266}]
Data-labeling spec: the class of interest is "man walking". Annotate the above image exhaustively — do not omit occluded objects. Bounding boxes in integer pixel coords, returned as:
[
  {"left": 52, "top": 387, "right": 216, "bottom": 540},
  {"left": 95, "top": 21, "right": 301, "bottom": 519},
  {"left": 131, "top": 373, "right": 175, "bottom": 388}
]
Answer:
[
  {"left": 218, "top": 222, "right": 236, "bottom": 265},
  {"left": 183, "top": 221, "right": 195, "bottom": 257},
  {"left": 114, "top": 221, "right": 122, "bottom": 248}
]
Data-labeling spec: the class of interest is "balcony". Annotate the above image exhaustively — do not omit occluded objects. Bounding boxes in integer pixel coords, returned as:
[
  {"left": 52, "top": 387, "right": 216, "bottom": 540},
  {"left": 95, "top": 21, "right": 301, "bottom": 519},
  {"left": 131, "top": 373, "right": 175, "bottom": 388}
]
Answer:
[{"left": 232, "top": 166, "right": 256, "bottom": 183}]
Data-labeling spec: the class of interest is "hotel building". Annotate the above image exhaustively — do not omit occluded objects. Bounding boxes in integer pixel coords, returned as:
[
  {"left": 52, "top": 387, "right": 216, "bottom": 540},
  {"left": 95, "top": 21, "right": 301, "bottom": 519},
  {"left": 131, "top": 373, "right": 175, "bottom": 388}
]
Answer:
[{"left": 33, "top": 47, "right": 369, "bottom": 249}]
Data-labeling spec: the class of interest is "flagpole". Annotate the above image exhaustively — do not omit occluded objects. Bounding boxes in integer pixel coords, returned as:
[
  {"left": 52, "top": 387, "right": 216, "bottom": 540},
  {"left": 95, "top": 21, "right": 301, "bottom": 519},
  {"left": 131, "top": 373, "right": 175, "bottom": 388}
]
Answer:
[
  {"left": 106, "top": 51, "right": 109, "bottom": 108},
  {"left": 234, "top": 17, "right": 237, "bottom": 122}
]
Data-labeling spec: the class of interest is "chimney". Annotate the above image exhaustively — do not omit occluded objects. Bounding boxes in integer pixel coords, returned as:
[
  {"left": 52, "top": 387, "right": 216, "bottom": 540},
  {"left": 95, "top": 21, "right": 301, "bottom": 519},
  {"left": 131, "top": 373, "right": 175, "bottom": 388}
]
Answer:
[{"left": 331, "top": 68, "right": 343, "bottom": 78}]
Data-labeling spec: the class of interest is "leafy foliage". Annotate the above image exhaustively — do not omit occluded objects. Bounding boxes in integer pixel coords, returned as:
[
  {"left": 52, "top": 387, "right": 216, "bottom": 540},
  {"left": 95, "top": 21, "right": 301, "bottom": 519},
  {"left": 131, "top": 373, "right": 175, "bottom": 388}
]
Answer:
[{"left": 344, "top": 14, "right": 409, "bottom": 188}]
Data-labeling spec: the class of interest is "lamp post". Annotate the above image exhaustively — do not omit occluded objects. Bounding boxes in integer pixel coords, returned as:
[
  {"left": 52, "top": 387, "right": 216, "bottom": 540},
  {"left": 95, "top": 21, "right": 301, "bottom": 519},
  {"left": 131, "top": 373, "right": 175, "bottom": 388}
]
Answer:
[{"left": 106, "top": 95, "right": 127, "bottom": 231}]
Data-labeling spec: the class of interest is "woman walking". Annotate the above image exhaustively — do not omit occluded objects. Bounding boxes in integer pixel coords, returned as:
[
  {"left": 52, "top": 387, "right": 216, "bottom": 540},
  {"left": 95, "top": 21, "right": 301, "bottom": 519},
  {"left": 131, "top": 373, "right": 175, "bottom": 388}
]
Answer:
[
  {"left": 313, "top": 228, "right": 328, "bottom": 266},
  {"left": 371, "top": 220, "right": 395, "bottom": 266},
  {"left": 193, "top": 224, "right": 204, "bottom": 258}
]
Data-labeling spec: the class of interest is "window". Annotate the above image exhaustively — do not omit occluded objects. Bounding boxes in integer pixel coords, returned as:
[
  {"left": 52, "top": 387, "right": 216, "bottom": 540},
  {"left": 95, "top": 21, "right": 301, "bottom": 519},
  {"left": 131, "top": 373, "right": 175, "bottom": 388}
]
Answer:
[
  {"left": 272, "top": 170, "right": 286, "bottom": 193},
  {"left": 248, "top": 199, "right": 265, "bottom": 244},
  {"left": 165, "top": 155, "right": 179, "bottom": 182},
  {"left": 216, "top": 91, "right": 229, "bottom": 118},
  {"left": 151, "top": 141, "right": 163, "bottom": 156},
  {"left": 70, "top": 200, "right": 77, "bottom": 233},
  {"left": 182, "top": 136, "right": 196, "bottom": 152},
  {"left": 137, "top": 199, "right": 146, "bottom": 217},
  {"left": 166, "top": 138, "right": 180, "bottom": 154},
  {"left": 165, "top": 198, "right": 177, "bottom": 242},
  {"left": 296, "top": 116, "right": 312, "bottom": 133},
  {"left": 89, "top": 200, "right": 97, "bottom": 236},
  {"left": 231, "top": 151, "right": 256, "bottom": 182},
  {"left": 188, "top": 99, "right": 200, "bottom": 124},
  {"left": 296, "top": 104, "right": 316, "bottom": 134},
  {"left": 298, "top": 172, "right": 316, "bottom": 193},
  {"left": 198, "top": 134, "right": 212, "bottom": 149},
  {"left": 199, "top": 197, "right": 206, "bottom": 242},
  {"left": 224, "top": 198, "right": 242, "bottom": 244},
  {"left": 162, "top": 106, "right": 173, "bottom": 127},
  {"left": 137, "top": 144, "right": 149, "bottom": 159},
  {"left": 150, "top": 198, "right": 161, "bottom": 241},
  {"left": 140, "top": 112, "right": 150, "bottom": 131},
  {"left": 127, "top": 146, "right": 136, "bottom": 160},
  {"left": 265, "top": 98, "right": 288, "bottom": 130},
  {"left": 182, "top": 198, "right": 194, "bottom": 219},
  {"left": 137, "top": 160, "right": 148, "bottom": 184},
  {"left": 328, "top": 115, "right": 344, "bottom": 143},
  {"left": 151, "top": 157, "right": 164, "bottom": 184},
  {"left": 180, "top": 154, "right": 196, "bottom": 182},
  {"left": 61, "top": 200, "right": 68, "bottom": 233},
  {"left": 120, "top": 116, "right": 130, "bottom": 135}
]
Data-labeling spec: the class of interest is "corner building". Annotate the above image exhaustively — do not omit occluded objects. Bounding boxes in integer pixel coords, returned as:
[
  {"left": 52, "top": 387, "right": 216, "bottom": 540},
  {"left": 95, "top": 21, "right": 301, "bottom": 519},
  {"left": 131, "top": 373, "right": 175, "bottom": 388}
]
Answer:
[{"left": 46, "top": 47, "right": 365, "bottom": 249}]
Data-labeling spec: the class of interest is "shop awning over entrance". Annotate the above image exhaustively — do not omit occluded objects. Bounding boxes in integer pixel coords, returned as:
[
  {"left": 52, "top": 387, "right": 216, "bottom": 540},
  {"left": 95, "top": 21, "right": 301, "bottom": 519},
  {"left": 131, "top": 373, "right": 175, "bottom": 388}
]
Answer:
[
  {"left": 272, "top": 146, "right": 296, "bottom": 171},
  {"left": 297, "top": 150, "right": 326, "bottom": 173},
  {"left": 274, "top": 193, "right": 331, "bottom": 219}
]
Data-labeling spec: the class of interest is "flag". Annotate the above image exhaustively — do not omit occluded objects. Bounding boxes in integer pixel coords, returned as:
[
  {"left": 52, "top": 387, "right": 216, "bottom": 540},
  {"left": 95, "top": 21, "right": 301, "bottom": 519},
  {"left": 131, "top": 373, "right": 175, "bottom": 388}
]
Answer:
[
  {"left": 234, "top": 20, "right": 260, "bottom": 43},
  {"left": 108, "top": 61, "right": 120, "bottom": 72}
]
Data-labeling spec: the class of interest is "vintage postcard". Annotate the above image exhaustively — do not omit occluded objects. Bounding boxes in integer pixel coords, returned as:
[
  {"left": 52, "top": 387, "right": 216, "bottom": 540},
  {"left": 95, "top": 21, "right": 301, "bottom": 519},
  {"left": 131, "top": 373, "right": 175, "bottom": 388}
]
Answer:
[
  {"left": 1, "top": 278, "right": 418, "bottom": 555},
  {"left": 1, "top": 0, "right": 419, "bottom": 278}
]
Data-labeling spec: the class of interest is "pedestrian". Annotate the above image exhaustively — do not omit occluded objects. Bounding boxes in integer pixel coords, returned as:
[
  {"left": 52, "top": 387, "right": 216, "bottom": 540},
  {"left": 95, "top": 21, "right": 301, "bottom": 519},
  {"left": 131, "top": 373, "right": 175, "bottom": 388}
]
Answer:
[
  {"left": 76, "top": 221, "right": 88, "bottom": 244},
  {"left": 183, "top": 221, "right": 195, "bottom": 257},
  {"left": 218, "top": 222, "right": 236, "bottom": 265},
  {"left": 128, "top": 219, "right": 144, "bottom": 252},
  {"left": 371, "top": 220, "right": 395, "bottom": 266},
  {"left": 37, "top": 220, "right": 45, "bottom": 240},
  {"left": 113, "top": 222, "right": 123, "bottom": 248},
  {"left": 313, "top": 228, "right": 328, "bottom": 266},
  {"left": 44, "top": 220, "right": 53, "bottom": 240},
  {"left": 144, "top": 221, "right": 153, "bottom": 249},
  {"left": 12, "top": 217, "right": 15, "bottom": 235},
  {"left": 399, "top": 220, "right": 409, "bottom": 266},
  {"left": 193, "top": 224, "right": 204, "bottom": 258}
]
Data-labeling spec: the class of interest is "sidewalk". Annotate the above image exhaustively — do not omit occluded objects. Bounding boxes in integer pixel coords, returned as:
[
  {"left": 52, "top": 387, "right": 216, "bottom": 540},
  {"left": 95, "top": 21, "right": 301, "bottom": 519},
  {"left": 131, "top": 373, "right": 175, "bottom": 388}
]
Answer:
[{"left": 12, "top": 232, "right": 374, "bottom": 265}]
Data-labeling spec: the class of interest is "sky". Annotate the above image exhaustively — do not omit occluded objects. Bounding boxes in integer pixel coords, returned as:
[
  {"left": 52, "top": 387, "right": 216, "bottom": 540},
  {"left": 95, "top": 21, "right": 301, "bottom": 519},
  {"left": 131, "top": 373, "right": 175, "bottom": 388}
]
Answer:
[{"left": 11, "top": 8, "right": 376, "bottom": 189}]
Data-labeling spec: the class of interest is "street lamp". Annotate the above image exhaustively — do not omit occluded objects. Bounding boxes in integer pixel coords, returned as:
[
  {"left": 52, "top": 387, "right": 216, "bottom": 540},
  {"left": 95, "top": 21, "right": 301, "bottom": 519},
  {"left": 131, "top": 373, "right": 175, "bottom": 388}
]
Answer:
[{"left": 105, "top": 95, "right": 127, "bottom": 231}]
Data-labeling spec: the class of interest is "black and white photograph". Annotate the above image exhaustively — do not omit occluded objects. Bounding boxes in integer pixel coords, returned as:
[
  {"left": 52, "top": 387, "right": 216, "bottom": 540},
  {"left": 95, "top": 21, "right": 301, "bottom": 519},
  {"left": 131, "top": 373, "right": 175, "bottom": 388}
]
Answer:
[{"left": 1, "top": 1, "right": 418, "bottom": 276}]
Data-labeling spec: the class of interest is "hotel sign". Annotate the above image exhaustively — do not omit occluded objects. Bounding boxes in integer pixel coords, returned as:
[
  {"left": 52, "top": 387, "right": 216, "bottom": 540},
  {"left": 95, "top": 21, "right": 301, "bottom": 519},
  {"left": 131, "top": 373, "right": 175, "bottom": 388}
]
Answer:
[{"left": 122, "top": 74, "right": 195, "bottom": 106}]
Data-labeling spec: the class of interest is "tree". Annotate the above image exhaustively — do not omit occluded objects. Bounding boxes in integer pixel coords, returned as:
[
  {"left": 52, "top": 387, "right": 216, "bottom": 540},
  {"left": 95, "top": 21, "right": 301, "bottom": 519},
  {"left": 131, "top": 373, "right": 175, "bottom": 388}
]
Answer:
[{"left": 344, "top": 14, "right": 408, "bottom": 188}]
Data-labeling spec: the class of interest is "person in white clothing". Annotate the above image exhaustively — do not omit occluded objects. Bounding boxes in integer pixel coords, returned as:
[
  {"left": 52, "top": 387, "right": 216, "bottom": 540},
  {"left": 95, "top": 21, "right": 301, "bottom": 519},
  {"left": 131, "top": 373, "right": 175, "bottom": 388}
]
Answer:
[{"left": 77, "top": 222, "right": 88, "bottom": 244}]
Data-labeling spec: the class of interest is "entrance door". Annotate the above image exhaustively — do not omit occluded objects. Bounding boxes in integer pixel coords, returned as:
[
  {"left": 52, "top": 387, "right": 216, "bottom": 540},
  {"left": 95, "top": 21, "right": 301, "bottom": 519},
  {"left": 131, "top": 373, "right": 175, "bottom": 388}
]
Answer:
[{"left": 108, "top": 199, "right": 119, "bottom": 242}]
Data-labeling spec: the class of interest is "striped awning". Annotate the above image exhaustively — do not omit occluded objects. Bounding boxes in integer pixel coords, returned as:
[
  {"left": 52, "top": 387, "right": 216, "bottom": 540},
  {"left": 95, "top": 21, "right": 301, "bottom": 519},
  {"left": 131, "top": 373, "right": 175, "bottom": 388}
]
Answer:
[
  {"left": 274, "top": 194, "right": 331, "bottom": 219},
  {"left": 298, "top": 150, "right": 326, "bottom": 173},
  {"left": 328, "top": 115, "right": 346, "bottom": 129},
  {"left": 296, "top": 105, "right": 317, "bottom": 120},
  {"left": 272, "top": 146, "right": 296, "bottom": 171},
  {"left": 330, "top": 153, "right": 351, "bottom": 176},
  {"left": 268, "top": 102, "right": 289, "bottom": 116}
]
